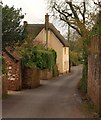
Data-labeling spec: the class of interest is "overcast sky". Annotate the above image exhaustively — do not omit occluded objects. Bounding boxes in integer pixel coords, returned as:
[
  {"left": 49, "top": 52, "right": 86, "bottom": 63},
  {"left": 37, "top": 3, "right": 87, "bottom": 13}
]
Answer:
[
  {"left": 2, "top": 0, "right": 96, "bottom": 36},
  {"left": 2, "top": 0, "right": 67, "bottom": 35},
  {"left": 2, "top": 0, "right": 65, "bottom": 34},
  {"left": 2, "top": 0, "right": 48, "bottom": 24}
]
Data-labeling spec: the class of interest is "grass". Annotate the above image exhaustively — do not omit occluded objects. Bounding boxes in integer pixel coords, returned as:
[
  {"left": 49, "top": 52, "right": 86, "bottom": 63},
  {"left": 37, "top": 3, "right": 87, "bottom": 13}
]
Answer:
[{"left": 82, "top": 100, "right": 99, "bottom": 118}]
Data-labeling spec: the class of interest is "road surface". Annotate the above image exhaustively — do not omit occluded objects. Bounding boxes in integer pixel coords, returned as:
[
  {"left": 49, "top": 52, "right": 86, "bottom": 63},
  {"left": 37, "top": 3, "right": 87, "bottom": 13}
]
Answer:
[{"left": 2, "top": 66, "right": 92, "bottom": 118}]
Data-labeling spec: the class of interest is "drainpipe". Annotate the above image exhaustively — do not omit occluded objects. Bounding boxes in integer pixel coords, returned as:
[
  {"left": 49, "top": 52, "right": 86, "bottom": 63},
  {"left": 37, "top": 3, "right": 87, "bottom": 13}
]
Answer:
[{"left": 45, "top": 13, "right": 49, "bottom": 50}]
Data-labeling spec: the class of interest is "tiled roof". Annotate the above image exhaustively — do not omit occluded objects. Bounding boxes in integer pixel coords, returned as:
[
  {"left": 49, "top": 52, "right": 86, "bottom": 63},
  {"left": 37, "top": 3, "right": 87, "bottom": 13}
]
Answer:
[
  {"left": 27, "top": 24, "right": 44, "bottom": 39},
  {"left": 5, "top": 47, "right": 21, "bottom": 61},
  {"left": 26, "top": 23, "right": 68, "bottom": 47}
]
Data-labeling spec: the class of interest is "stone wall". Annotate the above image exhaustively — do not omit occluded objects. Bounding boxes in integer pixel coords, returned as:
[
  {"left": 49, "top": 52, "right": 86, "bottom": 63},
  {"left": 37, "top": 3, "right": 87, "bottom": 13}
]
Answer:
[
  {"left": 88, "top": 35, "right": 101, "bottom": 113},
  {"left": 2, "top": 75, "right": 8, "bottom": 98},
  {"left": 40, "top": 69, "right": 53, "bottom": 80},
  {"left": 22, "top": 67, "right": 40, "bottom": 89},
  {"left": 3, "top": 52, "right": 22, "bottom": 91}
]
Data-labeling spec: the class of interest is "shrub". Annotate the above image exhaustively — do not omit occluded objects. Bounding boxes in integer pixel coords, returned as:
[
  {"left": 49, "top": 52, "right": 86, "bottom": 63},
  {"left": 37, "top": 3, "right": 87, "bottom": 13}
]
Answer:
[
  {"left": 52, "top": 64, "right": 59, "bottom": 77},
  {"left": 0, "top": 56, "right": 7, "bottom": 75},
  {"left": 32, "top": 49, "right": 57, "bottom": 70},
  {"left": 79, "top": 61, "right": 88, "bottom": 93},
  {"left": 70, "top": 51, "right": 80, "bottom": 66},
  {"left": 17, "top": 38, "right": 57, "bottom": 78},
  {"left": 21, "top": 47, "right": 57, "bottom": 70}
]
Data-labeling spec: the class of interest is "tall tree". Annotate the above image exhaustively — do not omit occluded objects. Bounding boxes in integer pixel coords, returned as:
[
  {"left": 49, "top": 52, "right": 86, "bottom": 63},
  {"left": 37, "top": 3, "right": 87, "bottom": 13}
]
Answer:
[
  {"left": 47, "top": 0, "right": 100, "bottom": 92},
  {"left": 47, "top": 0, "right": 99, "bottom": 37},
  {"left": 2, "top": 4, "right": 26, "bottom": 49}
]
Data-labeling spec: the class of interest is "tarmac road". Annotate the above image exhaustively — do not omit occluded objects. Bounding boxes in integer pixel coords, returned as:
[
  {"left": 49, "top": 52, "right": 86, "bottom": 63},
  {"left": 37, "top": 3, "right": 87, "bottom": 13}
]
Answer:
[{"left": 2, "top": 65, "right": 92, "bottom": 118}]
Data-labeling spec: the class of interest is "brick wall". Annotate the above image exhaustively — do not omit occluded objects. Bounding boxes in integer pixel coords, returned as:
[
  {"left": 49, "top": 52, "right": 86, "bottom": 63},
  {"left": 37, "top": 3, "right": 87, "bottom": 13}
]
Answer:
[
  {"left": 3, "top": 52, "right": 22, "bottom": 91},
  {"left": 22, "top": 67, "right": 40, "bottom": 89},
  {"left": 2, "top": 75, "right": 8, "bottom": 98},
  {"left": 88, "top": 35, "right": 101, "bottom": 113}
]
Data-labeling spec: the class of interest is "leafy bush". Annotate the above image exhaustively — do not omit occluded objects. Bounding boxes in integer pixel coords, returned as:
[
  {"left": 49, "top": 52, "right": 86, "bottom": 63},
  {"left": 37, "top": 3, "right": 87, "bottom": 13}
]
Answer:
[
  {"left": 17, "top": 37, "right": 57, "bottom": 78},
  {"left": 21, "top": 47, "right": 57, "bottom": 70},
  {"left": 79, "top": 66, "right": 87, "bottom": 93},
  {"left": 0, "top": 56, "right": 7, "bottom": 75},
  {"left": 70, "top": 51, "right": 80, "bottom": 66},
  {"left": 32, "top": 49, "right": 56, "bottom": 70},
  {"left": 52, "top": 64, "right": 59, "bottom": 77}
]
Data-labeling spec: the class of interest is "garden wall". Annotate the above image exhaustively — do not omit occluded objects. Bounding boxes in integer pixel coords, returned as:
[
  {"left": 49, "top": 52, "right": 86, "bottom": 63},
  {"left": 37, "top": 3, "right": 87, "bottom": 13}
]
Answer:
[
  {"left": 40, "top": 69, "right": 53, "bottom": 80},
  {"left": 2, "top": 75, "right": 8, "bottom": 98},
  {"left": 3, "top": 49, "right": 22, "bottom": 91},
  {"left": 22, "top": 67, "right": 40, "bottom": 88},
  {"left": 88, "top": 35, "right": 101, "bottom": 113}
]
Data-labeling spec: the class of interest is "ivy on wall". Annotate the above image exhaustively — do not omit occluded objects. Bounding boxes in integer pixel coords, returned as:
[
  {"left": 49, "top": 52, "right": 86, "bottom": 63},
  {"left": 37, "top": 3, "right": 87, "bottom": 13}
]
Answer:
[
  {"left": 0, "top": 56, "right": 7, "bottom": 75},
  {"left": 79, "top": 11, "right": 101, "bottom": 93}
]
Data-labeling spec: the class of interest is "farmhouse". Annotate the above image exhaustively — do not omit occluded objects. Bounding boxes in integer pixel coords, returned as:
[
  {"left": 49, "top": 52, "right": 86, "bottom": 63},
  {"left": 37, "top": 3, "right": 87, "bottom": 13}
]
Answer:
[{"left": 24, "top": 14, "right": 69, "bottom": 74}]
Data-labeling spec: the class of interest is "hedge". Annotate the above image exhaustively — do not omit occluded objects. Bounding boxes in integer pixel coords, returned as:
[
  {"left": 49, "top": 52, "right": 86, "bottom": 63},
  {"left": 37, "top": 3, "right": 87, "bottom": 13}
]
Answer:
[
  {"left": 22, "top": 48, "right": 57, "bottom": 70},
  {"left": 0, "top": 56, "right": 7, "bottom": 75},
  {"left": 70, "top": 51, "right": 80, "bottom": 66}
]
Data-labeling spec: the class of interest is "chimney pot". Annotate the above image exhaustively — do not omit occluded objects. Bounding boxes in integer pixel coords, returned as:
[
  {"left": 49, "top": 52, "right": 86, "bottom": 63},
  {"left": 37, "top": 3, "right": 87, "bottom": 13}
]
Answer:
[
  {"left": 45, "top": 13, "right": 49, "bottom": 25},
  {"left": 23, "top": 21, "right": 28, "bottom": 26}
]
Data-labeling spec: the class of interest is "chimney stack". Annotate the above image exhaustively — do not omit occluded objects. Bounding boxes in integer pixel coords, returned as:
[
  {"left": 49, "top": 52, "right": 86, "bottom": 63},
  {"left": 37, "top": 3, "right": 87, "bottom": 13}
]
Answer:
[
  {"left": 45, "top": 13, "right": 49, "bottom": 50},
  {"left": 45, "top": 13, "right": 49, "bottom": 27},
  {"left": 23, "top": 21, "right": 28, "bottom": 26}
]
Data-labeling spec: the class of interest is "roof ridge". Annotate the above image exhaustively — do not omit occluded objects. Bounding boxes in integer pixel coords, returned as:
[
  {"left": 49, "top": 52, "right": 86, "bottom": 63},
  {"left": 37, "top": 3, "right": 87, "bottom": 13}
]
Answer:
[{"left": 27, "top": 23, "right": 68, "bottom": 47}]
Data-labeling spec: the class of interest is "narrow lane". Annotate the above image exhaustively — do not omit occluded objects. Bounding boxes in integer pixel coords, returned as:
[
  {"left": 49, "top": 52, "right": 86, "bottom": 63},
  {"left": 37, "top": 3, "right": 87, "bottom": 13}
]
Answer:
[{"left": 2, "top": 66, "right": 91, "bottom": 118}]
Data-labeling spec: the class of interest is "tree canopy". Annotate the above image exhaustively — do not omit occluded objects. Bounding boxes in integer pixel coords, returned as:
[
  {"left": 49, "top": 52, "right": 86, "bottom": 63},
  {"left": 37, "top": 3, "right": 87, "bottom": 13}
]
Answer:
[{"left": 2, "top": 4, "right": 26, "bottom": 49}]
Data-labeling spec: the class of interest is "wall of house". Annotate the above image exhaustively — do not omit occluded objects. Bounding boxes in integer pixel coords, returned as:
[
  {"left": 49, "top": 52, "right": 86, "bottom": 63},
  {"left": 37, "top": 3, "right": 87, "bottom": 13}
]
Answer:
[
  {"left": 34, "top": 29, "right": 46, "bottom": 45},
  {"left": 63, "top": 47, "right": 69, "bottom": 73},
  {"left": 48, "top": 30, "right": 64, "bottom": 73},
  {"left": 88, "top": 35, "right": 101, "bottom": 114},
  {"left": 3, "top": 52, "right": 22, "bottom": 91},
  {"left": 34, "top": 29, "right": 69, "bottom": 73}
]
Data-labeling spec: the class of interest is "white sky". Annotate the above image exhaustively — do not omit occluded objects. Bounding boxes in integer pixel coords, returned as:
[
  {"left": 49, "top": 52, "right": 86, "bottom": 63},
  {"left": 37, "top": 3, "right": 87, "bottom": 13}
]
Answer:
[
  {"left": 2, "top": 0, "right": 64, "bottom": 34},
  {"left": 2, "top": 0, "right": 96, "bottom": 36},
  {"left": 2, "top": 0, "right": 48, "bottom": 24}
]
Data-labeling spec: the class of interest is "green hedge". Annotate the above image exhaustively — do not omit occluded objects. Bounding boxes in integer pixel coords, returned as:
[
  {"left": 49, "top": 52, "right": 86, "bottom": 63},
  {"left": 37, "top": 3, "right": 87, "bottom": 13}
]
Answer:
[
  {"left": 79, "top": 64, "right": 88, "bottom": 93},
  {"left": 52, "top": 64, "right": 59, "bottom": 77},
  {"left": 22, "top": 47, "right": 57, "bottom": 70},
  {"left": 70, "top": 51, "right": 80, "bottom": 66},
  {"left": 0, "top": 56, "right": 7, "bottom": 75}
]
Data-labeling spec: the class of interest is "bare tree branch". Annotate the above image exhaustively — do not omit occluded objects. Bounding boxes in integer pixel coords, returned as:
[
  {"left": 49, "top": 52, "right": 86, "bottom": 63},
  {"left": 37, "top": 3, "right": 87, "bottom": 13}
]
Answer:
[
  {"left": 82, "top": 1, "right": 86, "bottom": 23},
  {"left": 60, "top": 15, "right": 82, "bottom": 36},
  {"left": 93, "top": 0, "right": 101, "bottom": 8},
  {"left": 47, "top": 0, "right": 98, "bottom": 37},
  {"left": 66, "top": 2, "right": 79, "bottom": 20}
]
